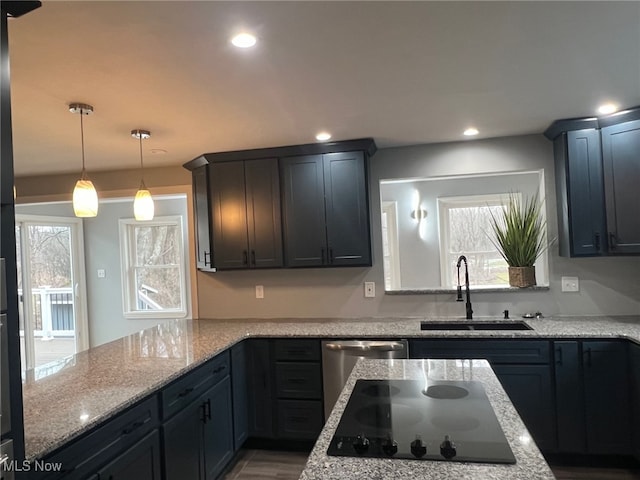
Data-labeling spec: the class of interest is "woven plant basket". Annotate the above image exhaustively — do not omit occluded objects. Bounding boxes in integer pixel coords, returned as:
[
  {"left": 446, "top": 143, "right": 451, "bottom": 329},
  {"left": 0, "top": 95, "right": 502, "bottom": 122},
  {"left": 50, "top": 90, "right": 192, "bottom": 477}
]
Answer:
[{"left": 508, "top": 266, "right": 536, "bottom": 288}]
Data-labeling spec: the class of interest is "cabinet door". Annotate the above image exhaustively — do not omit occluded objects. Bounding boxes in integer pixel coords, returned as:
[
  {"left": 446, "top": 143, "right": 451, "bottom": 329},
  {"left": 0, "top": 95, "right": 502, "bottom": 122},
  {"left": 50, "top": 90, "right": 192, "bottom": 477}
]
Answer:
[
  {"left": 210, "top": 161, "right": 249, "bottom": 269},
  {"left": 323, "top": 151, "right": 371, "bottom": 266},
  {"left": 245, "top": 158, "right": 283, "bottom": 268},
  {"left": 246, "top": 339, "right": 274, "bottom": 438},
  {"left": 554, "top": 341, "right": 585, "bottom": 453},
  {"left": 193, "top": 166, "right": 213, "bottom": 269},
  {"left": 565, "top": 130, "right": 606, "bottom": 255},
  {"left": 631, "top": 343, "right": 640, "bottom": 461},
  {"left": 231, "top": 342, "right": 249, "bottom": 451},
  {"left": 163, "top": 399, "right": 204, "bottom": 480},
  {"left": 96, "top": 430, "right": 162, "bottom": 480},
  {"left": 601, "top": 120, "right": 640, "bottom": 254},
  {"left": 492, "top": 364, "right": 556, "bottom": 452},
  {"left": 202, "top": 377, "right": 234, "bottom": 480},
  {"left": 583, "top": 341, "right": 632, "bottom": 455},
  {"left": 281, "top": 155, "right": 327, "bottom": 267}
]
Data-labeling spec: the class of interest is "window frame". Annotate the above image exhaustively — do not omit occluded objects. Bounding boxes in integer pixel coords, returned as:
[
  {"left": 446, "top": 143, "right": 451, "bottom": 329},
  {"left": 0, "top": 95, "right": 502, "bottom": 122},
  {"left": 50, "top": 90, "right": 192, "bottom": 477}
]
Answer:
[
  {"left": 119, "top": 215, "right": 188, "bottom": 319},
  {"left": 438, "top": 193, "right": 529, "bottom": 289}
]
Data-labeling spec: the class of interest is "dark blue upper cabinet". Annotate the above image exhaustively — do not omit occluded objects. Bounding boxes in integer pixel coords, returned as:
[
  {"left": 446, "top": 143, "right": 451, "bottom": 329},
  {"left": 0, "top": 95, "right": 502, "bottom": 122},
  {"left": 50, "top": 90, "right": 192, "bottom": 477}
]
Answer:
[
  {"left": 281, "top": 151, "right": 371, "bottom": 267},
  {"left": 546, "top": 107, "right": 640, "bottom": 257},
  {"left": 601, "top": 119, "right": 640, "bottom": 254},
  {"left": 184, "top": 139, "right": 375, "bottom": 270},
  {"left": 553, "top": 129, "right": 607, "bottom": 256}
]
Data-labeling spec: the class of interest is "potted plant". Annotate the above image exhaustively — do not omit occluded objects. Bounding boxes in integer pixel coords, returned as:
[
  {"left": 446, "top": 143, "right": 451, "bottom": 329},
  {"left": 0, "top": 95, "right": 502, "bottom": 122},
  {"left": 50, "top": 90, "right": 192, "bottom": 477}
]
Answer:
[{"left": 488, "top": 193, "right": 550, "bottom": 288}]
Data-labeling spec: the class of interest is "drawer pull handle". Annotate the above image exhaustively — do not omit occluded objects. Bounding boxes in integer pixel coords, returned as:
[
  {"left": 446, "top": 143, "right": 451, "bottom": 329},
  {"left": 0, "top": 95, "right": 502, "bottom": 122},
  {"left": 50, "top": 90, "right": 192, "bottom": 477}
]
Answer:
[
  {"left": 213, "top": 365, "right": 227, "bottom": 374},
  {"left": 122, "top": 419, "right": 146, "bottom": 435},
  {"left": 288, "top": 378, "right": 306, "bottom": 384},
  {"left": 178, "top": 387, "right": 194, "bottom": 398},
  {"left": 289, "top": 416, "right": 307, "bottom": 423}
]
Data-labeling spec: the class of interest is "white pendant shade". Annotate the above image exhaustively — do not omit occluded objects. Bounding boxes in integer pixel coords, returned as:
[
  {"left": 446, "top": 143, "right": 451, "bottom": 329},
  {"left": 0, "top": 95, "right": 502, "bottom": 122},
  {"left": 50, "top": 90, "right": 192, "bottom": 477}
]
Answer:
[
  {"left": 134, "top": 188, "right": 154, "bottom": 221},
  {"left": 73, "top": 179, "right": 99, "bottom": 217}
]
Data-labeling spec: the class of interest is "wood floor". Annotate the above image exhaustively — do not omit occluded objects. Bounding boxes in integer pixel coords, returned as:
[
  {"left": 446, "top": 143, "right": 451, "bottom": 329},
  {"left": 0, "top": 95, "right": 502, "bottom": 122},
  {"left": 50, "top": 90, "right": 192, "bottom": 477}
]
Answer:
[{"left": 223, "top": 449, "right": 640, "bottom": 480}]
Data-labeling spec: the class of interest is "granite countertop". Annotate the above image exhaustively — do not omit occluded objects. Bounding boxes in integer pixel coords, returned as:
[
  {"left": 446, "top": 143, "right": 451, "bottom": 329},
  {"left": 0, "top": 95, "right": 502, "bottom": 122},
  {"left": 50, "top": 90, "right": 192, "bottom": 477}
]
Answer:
[
  {"left": 21, "top": 315, "right": 640, "bottom": 461},
  {"left": 300, "top": 358, "right": 555, "bottom": 480}
]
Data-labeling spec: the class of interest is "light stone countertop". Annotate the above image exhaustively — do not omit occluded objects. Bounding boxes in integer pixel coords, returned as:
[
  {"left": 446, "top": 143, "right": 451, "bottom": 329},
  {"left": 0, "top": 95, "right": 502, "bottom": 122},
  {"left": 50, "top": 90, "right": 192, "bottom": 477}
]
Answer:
[
  {"left": 21, "top": 315, "right": 640, "bottom": 461},
  {"left": 300, "top": 358, "right": 555, "bottom": 480}
]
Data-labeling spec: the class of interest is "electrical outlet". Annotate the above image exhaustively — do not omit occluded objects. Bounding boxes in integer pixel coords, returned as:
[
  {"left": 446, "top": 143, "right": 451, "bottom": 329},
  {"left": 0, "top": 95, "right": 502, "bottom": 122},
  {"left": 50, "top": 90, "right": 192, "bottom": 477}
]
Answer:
[
  {"left": 364, "top": 282, "right": 375, "bottom": 298},
  {"left": 97, "top": 269, "right": 106, "bottom": 278},
  {"left": 561, "top": 276, "right": 579, "bottom": 292},
  {"left": 255, "top": 285, "right": 264, "bottom": 299}
]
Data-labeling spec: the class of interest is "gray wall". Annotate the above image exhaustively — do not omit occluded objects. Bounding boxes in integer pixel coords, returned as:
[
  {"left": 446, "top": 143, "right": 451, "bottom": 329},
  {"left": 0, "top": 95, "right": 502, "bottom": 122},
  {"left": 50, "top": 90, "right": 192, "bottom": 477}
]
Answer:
[
  {"left": 196, "top": 134, "right": 640, "bottom": 319},
  {"left": 16, "top": 196, "right": 189, "bottom": 346}
]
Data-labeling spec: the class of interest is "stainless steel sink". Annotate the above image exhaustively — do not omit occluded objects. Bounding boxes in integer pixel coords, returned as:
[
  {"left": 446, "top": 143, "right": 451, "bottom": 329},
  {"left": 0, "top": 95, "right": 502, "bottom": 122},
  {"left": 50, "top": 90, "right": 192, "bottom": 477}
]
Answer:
[{"left": 420, "top": 320, "right": 532, "bottom": 331}]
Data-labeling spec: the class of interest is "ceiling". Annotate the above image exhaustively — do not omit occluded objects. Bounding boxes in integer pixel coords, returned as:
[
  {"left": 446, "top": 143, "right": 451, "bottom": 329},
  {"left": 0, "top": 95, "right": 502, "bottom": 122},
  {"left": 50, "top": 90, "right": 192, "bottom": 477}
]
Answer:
[{"left": 6, "top": 1, "right": 640, "bottom": 177}]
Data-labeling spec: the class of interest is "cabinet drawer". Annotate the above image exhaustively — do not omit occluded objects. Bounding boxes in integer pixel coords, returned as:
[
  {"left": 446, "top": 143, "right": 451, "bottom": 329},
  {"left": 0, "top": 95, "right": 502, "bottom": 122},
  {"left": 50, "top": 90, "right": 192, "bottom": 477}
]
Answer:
[
  {"left": 36, "top": 396, "right": 159, "bottom": 480},
  {"left": 409, "top": 339, "right": 550, "bottom": 364},
  {"left": 274, "top": 339, "right": 320, "bottom": 362},
  {"left": 161, "top": 351, "right": 230, "bottom": 420},
  {"left": 276, "top": 400, "right": 323, "bottom": 440},
  {"left": 275, "top": 362, "right": 322, "bottom": 399}
]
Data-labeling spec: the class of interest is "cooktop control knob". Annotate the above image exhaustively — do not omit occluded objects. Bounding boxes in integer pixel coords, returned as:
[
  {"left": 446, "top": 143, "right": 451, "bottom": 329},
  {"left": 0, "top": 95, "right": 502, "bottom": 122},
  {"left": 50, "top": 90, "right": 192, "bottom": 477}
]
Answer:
[
  {"left": 440, "top": 435, "right": 457, "bottom": 460},
  {"left": 410, "top": 436, "right": 427, "bottom": 458},
  {"left": 382, "top": 436, "right": 398, "bottom": 456},
  {"left": 352, "top": 434, "right": 370, "bottom": 454}
]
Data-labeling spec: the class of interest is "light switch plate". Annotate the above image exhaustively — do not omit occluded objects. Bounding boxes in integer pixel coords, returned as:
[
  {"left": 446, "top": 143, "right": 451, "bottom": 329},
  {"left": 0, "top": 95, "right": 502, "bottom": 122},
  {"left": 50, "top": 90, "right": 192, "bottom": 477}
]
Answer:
[
  {"left": 97, "top": 269, "right": 106, "bottom": 278},
  {"left": 364, "top": 282, "right": 375, "bottom": 298},
  {"left": 561, "top": 276, "right": 579, "bottom": 292},
  {"left": 255, "top": 285, "right": 264, "bottom": 299}
]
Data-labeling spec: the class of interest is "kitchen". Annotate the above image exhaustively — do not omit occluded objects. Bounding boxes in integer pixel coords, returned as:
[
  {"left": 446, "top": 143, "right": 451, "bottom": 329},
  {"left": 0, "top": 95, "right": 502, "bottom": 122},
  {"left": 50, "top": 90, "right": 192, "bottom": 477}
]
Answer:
[{"left": 1, "top": 1, "right": 640, "bottom": 479}]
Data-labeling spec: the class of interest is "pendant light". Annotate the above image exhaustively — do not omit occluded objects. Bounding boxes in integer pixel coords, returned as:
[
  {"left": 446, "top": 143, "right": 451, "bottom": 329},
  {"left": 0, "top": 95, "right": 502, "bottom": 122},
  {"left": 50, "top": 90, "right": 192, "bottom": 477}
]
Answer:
[
  {"left": 70, "top": 103, "right": 98, "bottom": 217},
  {"left": 131, "top": 129, "right": 154, "bottom": 221}
]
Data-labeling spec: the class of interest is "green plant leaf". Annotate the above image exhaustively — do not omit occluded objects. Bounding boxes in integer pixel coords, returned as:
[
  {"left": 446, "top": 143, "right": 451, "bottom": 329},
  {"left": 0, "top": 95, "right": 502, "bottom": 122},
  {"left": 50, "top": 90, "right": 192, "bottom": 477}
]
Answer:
[{"left": 487, "top": 192, "right": 551, "bottom": 267}]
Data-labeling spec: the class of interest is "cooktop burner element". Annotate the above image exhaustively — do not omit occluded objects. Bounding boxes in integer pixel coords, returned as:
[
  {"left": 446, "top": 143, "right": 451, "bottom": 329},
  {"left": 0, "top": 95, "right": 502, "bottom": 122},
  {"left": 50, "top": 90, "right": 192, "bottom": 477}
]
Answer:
[{"left": 327, "top": 379, "right": 516, "bottom": 464}]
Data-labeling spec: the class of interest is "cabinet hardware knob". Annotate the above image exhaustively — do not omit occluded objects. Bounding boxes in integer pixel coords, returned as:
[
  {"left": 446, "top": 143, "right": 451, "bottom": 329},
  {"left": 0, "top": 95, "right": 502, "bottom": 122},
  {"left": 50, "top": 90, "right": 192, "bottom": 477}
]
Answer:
[
  {"left": 243, "top": 250, "right": 248, "bottom": 265},
  {"left": 555, "top": 347, "right": 563, "bottom": 366},
  {"left": 609, "top": 232, "right": 617, "bottom": 250},
  {"left": 251, "top": 250, "right": 256, "bottom": 266}
]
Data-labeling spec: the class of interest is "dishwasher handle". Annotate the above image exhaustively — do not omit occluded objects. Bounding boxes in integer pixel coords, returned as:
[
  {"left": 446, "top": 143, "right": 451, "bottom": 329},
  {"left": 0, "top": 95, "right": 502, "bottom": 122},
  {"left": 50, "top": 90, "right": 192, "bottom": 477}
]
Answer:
[{"left": 324, "top": 341, "right": 406, "bottom": 353}]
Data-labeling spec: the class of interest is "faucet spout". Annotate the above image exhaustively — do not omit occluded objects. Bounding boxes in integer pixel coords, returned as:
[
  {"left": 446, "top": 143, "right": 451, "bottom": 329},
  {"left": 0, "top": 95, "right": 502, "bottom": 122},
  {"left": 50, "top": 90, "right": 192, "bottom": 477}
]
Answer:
[{"left": 455, "top": 255, "right": 473, "bottom": 320}]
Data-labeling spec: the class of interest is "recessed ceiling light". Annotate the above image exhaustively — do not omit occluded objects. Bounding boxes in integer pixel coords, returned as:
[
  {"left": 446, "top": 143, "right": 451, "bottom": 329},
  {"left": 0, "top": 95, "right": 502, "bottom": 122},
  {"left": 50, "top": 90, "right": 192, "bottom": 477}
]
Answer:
[
  {"left": 463, "top": 127, "right": 479, "bottom": 136},
  {"left": 231, "top": 33, "right": 257, "bottom": 48},
  {"left": 597, "top": 103, "right": 618, "bottom": 115},
  {"left": 316, "top": 132, "right": 331, "bottom": 142}
]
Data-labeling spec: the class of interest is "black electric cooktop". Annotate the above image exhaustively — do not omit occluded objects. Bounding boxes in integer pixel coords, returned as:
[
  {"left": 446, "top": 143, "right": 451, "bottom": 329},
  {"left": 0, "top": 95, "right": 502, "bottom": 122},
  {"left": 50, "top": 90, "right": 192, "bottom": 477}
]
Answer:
[{"left": 327, "top": 379, "right": 516, "bottom": 464}]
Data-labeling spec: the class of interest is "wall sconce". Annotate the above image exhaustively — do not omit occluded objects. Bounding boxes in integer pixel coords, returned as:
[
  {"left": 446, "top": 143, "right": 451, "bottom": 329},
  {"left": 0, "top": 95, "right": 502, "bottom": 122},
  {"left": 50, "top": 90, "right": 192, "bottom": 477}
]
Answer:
[
  {"left": 70, "top": 103, "right": 98, "bottom": 218},
  {"left": 411, "top": 208, "right": 427, "bottom": 220},
  {"left": 131, "top": 129, "right": 154, "bottom": 221}
]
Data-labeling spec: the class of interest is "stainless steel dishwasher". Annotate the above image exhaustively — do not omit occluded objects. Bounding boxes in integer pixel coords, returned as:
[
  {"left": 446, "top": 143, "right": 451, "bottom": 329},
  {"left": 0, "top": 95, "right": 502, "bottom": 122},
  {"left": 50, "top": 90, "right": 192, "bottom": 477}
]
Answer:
[{"left": 321, "top": 339, "right": 408, "bottom": 419}]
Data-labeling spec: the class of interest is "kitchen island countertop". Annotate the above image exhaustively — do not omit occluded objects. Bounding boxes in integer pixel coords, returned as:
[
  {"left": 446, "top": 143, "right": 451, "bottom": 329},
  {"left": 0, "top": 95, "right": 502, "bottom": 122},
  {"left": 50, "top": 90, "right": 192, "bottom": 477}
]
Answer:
[
  {"left": 21, "top": 315, "right": 640, "bottom": 461},
  {"left": 300, "top": 358, "right": 555, "bottom": 480}
]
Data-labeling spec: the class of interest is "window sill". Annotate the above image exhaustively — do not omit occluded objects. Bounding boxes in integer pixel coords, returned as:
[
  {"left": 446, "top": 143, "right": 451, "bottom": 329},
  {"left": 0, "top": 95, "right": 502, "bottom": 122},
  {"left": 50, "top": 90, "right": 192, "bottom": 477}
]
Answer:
[
  {"left": 124, "top": 311, "right": 187, "bottom": 320},
  {"left": 385, "top": 286, "right": 550, "bottom": 295}
]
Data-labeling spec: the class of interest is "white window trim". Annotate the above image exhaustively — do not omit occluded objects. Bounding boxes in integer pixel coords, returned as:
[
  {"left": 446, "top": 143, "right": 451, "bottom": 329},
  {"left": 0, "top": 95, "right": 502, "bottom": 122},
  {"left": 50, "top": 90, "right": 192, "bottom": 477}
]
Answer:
[
  {"left": 119, "top": 216, "right": 189, "bottom": 319},
  {"left": 381, "top": 201, "right": 402, "bottom": 291},
  {"left": 437, "top": 192, "right": 552, "bottom": 289}
]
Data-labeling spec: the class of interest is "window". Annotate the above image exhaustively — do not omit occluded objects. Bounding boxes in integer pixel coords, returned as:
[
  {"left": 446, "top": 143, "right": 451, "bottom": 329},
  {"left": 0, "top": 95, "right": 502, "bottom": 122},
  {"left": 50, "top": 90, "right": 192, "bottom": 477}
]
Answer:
[
  {"left": 119, "top": 216, "right": 188, "bottom": 318},
  {"left": 438, "top": 194, "right": 518, "bottom": 289}
]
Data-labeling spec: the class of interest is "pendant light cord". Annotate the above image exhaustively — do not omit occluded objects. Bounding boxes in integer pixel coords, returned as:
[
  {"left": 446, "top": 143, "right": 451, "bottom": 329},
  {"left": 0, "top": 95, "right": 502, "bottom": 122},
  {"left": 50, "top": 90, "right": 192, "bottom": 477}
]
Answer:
[
  {"left": 79, "top": 108, "right": 87, "bottom": 179},
  {"left": 138, "top": 133, "right": 146, "bottom": 189}
]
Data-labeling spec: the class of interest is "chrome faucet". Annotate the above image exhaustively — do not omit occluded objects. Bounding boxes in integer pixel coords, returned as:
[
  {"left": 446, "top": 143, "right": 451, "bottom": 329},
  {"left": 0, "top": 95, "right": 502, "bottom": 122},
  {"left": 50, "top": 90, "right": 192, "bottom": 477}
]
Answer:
[{"left": 456, "top": 255, "right": 473, "bottom": 320}]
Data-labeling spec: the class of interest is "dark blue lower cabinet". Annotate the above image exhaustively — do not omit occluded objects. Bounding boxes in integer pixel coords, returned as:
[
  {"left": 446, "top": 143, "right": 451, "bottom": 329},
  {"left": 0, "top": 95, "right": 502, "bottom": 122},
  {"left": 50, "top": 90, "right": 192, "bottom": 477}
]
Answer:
[
  {"left": 231, "top": 342, "right": 249, "bottom": 451},
  {"left": 582, "top": 341, "right": 632, "bottom": 455},
  {"left": 203, "top": 377, "right": 234, "bottom": 479},
  {"left": 162, "top": 377, "right": 234, "bottom": 480},
  {"left": 163, "top": 396, "right": 204, "bottom": 480},
  {"left": 631, "top": 343, "right": 640, "bottom": 461},
  {"left": 492, "top": 364, "right": 556, "bottom": 451},
  {"left": 554, "top": 341, "right": 585, "bottom": 453},
  {"left": 554, "top": 340, "right": 633, "bottom": 456},
  {"left": 96, "top": 430, "right": 162, "bottom": 480}
]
